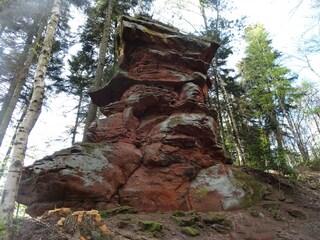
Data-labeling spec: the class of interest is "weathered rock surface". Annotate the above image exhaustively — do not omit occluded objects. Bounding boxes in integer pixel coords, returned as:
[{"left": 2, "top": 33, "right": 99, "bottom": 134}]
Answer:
[{"left": 18, "top": 16, "right": 245, "bottom": 217}]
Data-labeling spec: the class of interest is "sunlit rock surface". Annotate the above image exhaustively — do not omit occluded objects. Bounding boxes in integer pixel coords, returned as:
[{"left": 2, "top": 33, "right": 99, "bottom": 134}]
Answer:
[{"left": 17, "top": 16, "right": 244, "bottom": 217}]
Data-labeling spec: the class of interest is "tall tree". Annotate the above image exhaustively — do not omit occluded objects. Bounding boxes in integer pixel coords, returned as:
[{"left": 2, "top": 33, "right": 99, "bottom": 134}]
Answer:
[
  {"left": 0, "top": 14, "right": 47, "bottom": 148},
  {"left": 82, "top": 0, "right": 115, "bottom": 141},
  {"left": 198, "top": 0, "right": 246, "bottom": 163},
  {"left": 79, "top": 0, "right": 153, "bottom": 141},
  {"left": 0, "top": 0, "right": 88, "bottom": 149},
  {"left": 238, "top": 24, "right": 297, "bottom": 173},
  {"left": 0, "top": 0, "right": 62, "bottom": 231}
]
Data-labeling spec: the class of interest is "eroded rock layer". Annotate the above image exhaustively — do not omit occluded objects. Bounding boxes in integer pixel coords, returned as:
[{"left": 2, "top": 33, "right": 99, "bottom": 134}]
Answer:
[{"left": 17, "top": 16, "right": 244, "bottom": 217}]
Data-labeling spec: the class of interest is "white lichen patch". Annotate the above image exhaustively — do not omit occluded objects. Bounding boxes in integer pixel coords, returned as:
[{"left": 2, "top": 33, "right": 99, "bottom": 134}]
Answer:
[
  {"left": 191, "top": 164, "right": 245, "bottom": 210},
  {"left": 160, "top": 113, "right": 214, "bottom": 133},
  {"left": 34, "top": 144, "right": 113, "bottom": 187}
]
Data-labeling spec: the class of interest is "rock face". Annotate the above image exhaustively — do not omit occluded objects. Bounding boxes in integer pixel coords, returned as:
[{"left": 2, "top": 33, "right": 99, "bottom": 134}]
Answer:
[{"left": 17, "top": 16, "right": 245, "bottom": 217}]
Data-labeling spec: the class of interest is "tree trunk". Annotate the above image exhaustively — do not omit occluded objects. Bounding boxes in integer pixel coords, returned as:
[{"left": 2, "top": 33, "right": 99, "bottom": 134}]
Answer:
[
  {"left": 0, "top": 32, "right": 34, "bottom": 124},
  {"left": 198, "top": 0, "right": 228, "bottom": 155},
  {"left": 0, "top": 19, "right": 46, "bottom": 148},
  {"left": 285, "top": 109, "right": 309, "bottom": 162},
  {"left": 212, "top": 72, "right": 227, "bottom": 154},
  {"left": 312, "top": 114, "right": 320, "bottom": 134},
  {"left": 199, "top": 0, "right": 208, "bottom": 32},
  {"left": 275, "top": 89, "right": 310, "bottom": 162},
  {"left": 0, "top": 101, "right": 28, "bottom": 181},
  {"left": 72, "top": 93, "right": 83, "bottom": 145},
  {"left": 82, "top": 0, "right": 114, "bottom": 142},
  {"left": 0, "top": 25, "right": 5, "bottom": 38},
  {"left": 0, "top": 0, "right": 62, "bottom": 230},
  {"left": 212, "top": 60, "right": 245, "bottom": 164}
]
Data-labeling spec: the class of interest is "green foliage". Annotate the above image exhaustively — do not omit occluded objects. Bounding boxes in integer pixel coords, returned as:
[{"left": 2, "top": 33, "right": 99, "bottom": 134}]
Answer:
[
  {"left": 309, "top": 158, "right": 320, "bottom": 171},
  {"left": 0, "top": 220, "right": 7, "bottom": 237},
  {"left": 238, "top": 24, "right": 299, "bottom": 173}
]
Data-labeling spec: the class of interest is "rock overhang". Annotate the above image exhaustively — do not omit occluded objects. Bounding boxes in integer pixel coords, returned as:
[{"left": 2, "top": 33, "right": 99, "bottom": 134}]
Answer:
[{"left": 89, "top": 15, "right": 219, "bottom": 107}]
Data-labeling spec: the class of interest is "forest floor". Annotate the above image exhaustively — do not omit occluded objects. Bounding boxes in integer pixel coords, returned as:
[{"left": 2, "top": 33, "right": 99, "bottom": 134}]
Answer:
[{"left": 7, "top": 166, "right": 320, "bottom": 240}]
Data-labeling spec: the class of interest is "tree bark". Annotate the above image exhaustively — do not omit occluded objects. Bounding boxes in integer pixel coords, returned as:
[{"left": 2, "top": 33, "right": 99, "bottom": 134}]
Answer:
[
  {"left": 212, "top": 72, "right": 227, "bottom": 154},
  {"left": 0, "top": 32, "right": 34, "bottom": 124},
  {"left": 0, "top": 101, "right": 28, "bottom": 181},
  {"left": 212, "top": 60, "right": 245, "bottom": 164},
  {"left": 0, "top": 18, "right": 46, "bottom": 148},
  {"left": 199, "top": 0, "right": 208, "bottom": 32},
  {"left": 82, "top": 0, "right": 114, "bottom": 142},
  {"left": 285, "top": 108, "right": 309, "bottom": 162},
  {"left": 0, "top": 0, "right": 62, "bottom": 230},
  {"left": 0, "top": 25, "right": 5, "bottom": 38},
  {"left": 72, "top": 93, "right": 83, "bottom": 145}
]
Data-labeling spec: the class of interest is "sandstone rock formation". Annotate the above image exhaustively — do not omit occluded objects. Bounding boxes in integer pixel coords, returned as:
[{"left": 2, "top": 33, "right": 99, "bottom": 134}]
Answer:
[{"left": 17, "top": 16, "right": 245, "bottom": 217}]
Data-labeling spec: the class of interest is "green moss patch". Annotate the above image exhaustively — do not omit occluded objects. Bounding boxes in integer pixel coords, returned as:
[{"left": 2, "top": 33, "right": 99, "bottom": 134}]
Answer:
[
  {"left": 200, "top": 212, "right": 231, "bottom": 233},
  {"left": 195, "top": 188, "right": 209, "bottom": 198},
  {"left": 181, "top": 226, "right": 199, "bottom": 236},
  {"left": 138, "top": 220, "right": 163, "bottom": 233},
  {"left": 99, "top": 206, "right": 137, "bottom": 218},
  {"left": 171, "top": 211, "right": 199, "bottom": 227},
  {"left": 232, "top": 167, "right": 265, "bottom": 208},
  {"left": 201, "top": 212, "right": 230, "bottom": 226}
]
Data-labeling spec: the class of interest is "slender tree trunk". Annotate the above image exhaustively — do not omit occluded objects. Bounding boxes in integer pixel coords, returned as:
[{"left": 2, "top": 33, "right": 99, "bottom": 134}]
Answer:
[
  {"left": 0, "top": 19, "right": 46, "bottom": 148},
  {"left": 0, "top": 32, "right": 34, "bottom": 124},
  {"left": 312, "top": 114, "right": 320, "bottom": 134},
  {"left": 212, "top": 60, "right": 245, "bottom": 164},
  {"left": 72, "top": 93, "right": 83, "bottom": 145},
  {"left": 0, "top": 102, "right": 28, "bottom": 181},
  {"left": 199, "top": 0, "right": 228, "bottom": 154},
  {"left": 199, "top": 0, "right": 208, "bottom": 32},
  {"left": 82, "top": 0, "right": 114, "bottom": 142},
  {"left": 270, "top": 109, "right": 285, "bottom": 161},
  {"left": 0, "top": 25, "right": 5, "bottom": 38},
  {"left": 0, "top": 89, "right": 31, "bottom": 179},
  {"left": 212, "top": 73, "right": 227, "bottom": 154},
  {"left": 275, "top": 89, "right": 310, "bottom": 162},
  {"left": 310, "top": 135, "right": 320, "bottom": 159},
  {"left": 0, "top": 0, "right": 62, "bottom": 230},
  {"left": 285, "top": 109, "right": 309, "bottom": 162}
]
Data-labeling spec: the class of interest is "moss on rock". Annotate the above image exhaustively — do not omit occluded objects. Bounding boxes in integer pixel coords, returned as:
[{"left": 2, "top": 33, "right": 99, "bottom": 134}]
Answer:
[
  {"left": 138, "top": 220, "right": 163, "bottom": 233},
  {"left": 99, "top": 206, "right": 137, "bottom": 218},
  {"left": 201, "top": 212, "right": 230, "bottom": 226},
  {"left": 232, "top": 167, "right": 265, "bottom": 208},
  {"left": 181, "top": 226, "right": 199, "bottom": 236}
]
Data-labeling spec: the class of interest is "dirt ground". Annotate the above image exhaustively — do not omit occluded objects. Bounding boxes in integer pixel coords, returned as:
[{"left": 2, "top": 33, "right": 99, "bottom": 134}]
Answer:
[{"left": 8, "top": 166, "right": 320, "bottom": 240}]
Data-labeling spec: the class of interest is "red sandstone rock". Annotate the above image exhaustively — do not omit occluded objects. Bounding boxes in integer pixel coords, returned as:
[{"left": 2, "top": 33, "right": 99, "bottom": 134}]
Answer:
[
  {"left": 18, "top": 142, "right": 142, "bottom": 216},
  {"left": 17, "top": 16, "right": 245, "bottom": 217}
]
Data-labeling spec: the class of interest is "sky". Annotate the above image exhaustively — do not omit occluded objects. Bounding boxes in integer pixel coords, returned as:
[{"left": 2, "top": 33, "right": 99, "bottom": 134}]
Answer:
[{"left": 0, "top": 0, "right": 319, "bottom": 167}]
